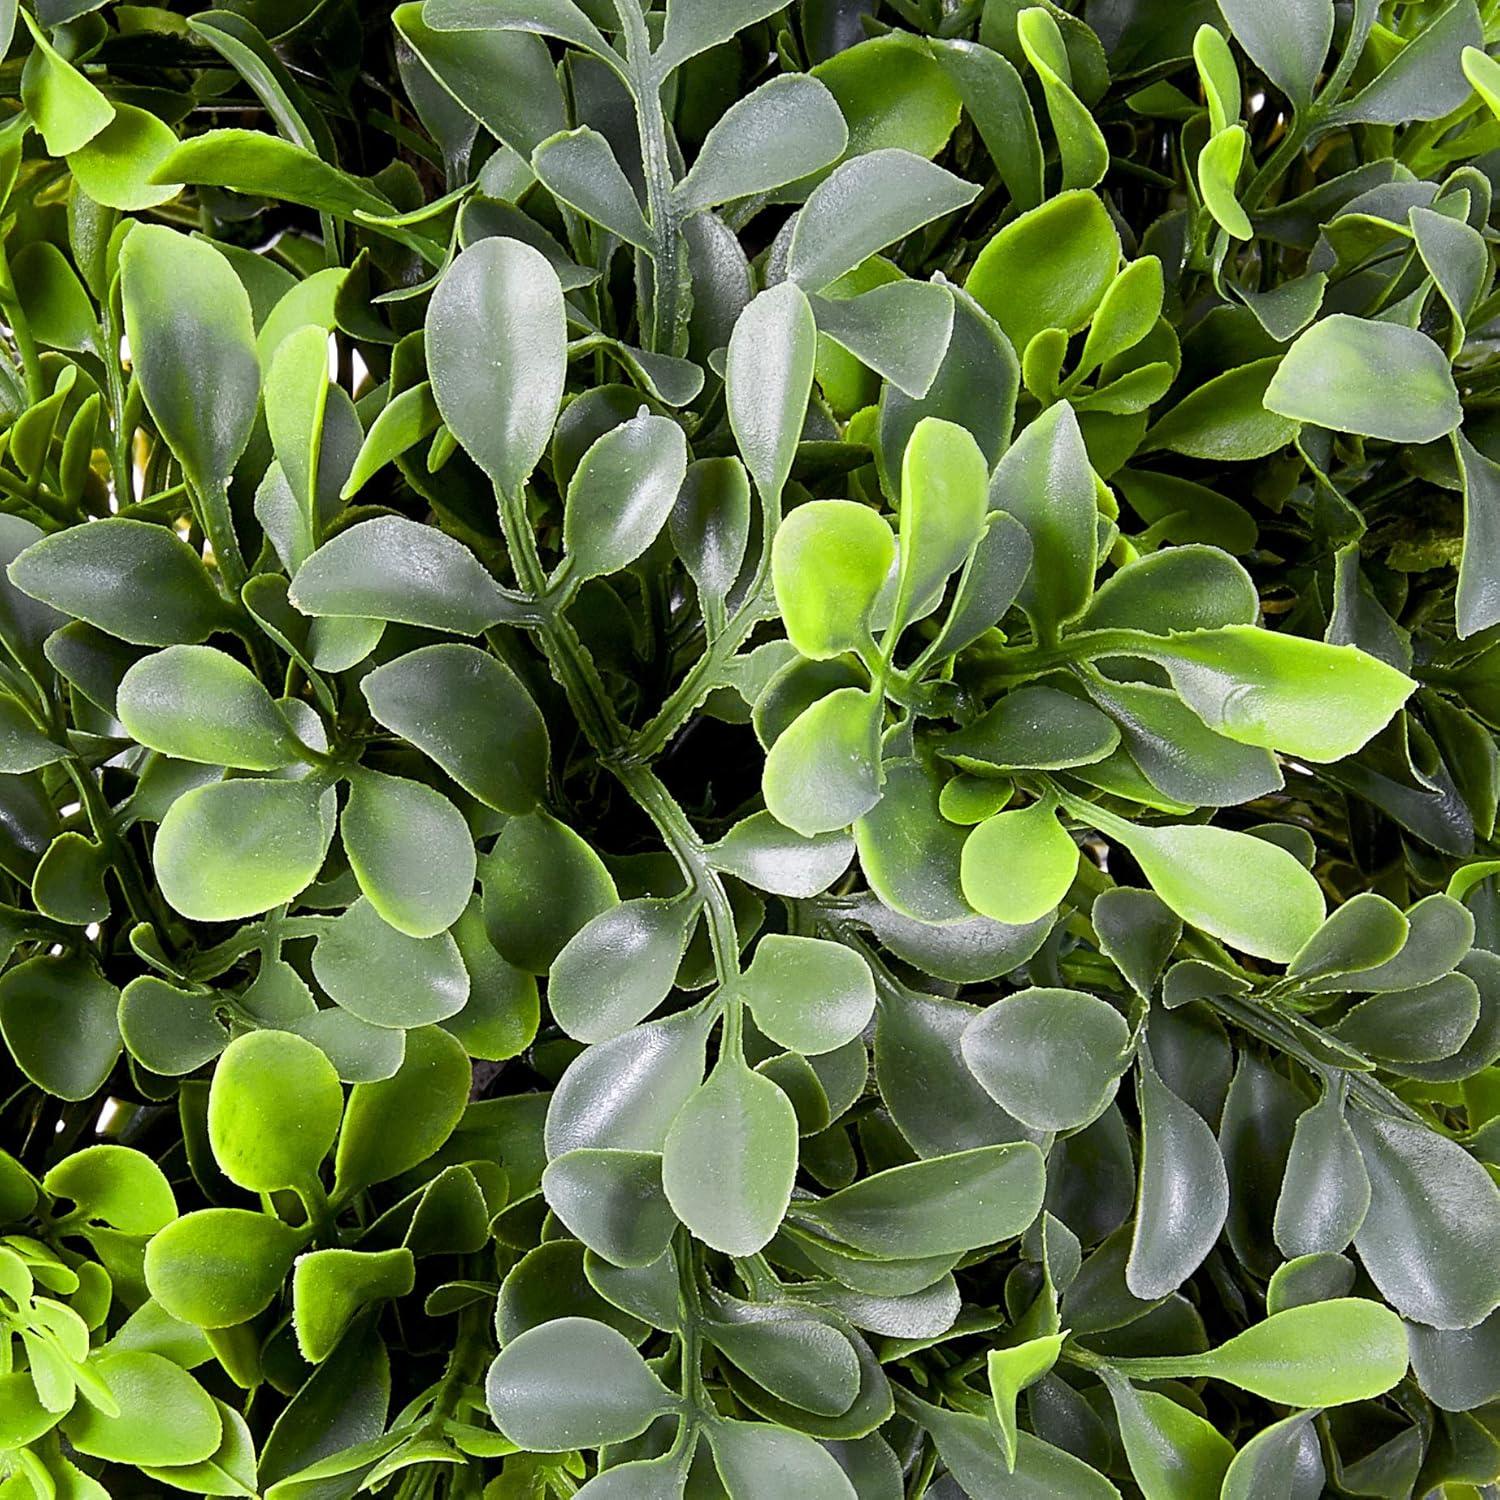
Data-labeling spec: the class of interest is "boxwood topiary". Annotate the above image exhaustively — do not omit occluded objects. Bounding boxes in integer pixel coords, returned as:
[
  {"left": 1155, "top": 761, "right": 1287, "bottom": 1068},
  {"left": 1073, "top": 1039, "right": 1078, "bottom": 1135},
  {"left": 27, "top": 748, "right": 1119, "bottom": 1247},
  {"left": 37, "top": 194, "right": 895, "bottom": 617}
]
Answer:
[{"left": 0, "top": 0, "right": 1499, "bottom": 1495}]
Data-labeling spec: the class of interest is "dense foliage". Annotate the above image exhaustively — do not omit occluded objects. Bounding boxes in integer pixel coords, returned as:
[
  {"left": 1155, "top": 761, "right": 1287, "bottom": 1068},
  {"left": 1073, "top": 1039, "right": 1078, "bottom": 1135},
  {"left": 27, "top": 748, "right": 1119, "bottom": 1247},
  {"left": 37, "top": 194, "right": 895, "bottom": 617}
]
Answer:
[{"left": 2, "top": 0, "right": 1500, "bottom": 1494}]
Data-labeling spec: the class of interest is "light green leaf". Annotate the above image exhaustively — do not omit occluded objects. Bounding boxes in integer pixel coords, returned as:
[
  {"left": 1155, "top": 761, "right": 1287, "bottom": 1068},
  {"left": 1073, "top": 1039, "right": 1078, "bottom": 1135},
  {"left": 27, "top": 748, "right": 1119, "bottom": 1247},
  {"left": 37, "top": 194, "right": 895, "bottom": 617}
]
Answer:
[
  {"left": 117, "top": 646, "right": 303, "bottom": 770},
  {"left": 966, "top": 190, "right": 1119, "bottom": 356},
  {"left": 427, "top": 236, "right": 567, "bottom": 499},
  {"left": 662, "top": 1053, "right": 799, "bottom": 1256},
  {"left": 1264, "top": 314, "right": 1462, "bottom": 442},
  {"left": 362, "top": 644, "right": 548, "bottom": 813},
  {"left": 962, "top": 987, "right": 1131, "bottom": 1131},
  {"left": 153, "top": 779, "right": 332, "bottom": 922},
  {"left": 293, "top": 1249, "right": 415, "bottom": 1362},
  {"left": 762, "top": 686, "right": 883, "bottom": 837},
  {"left": 208, "top": 1029, "right": 343, "bottom": 1194},
  {"left": 961, "top": 800, "right": 1079, "bottom": 925},
  {"left": 341, "top": 769, "right": 475, "bottom": 938},
  {"left": 676, "top": 75, "right": 847, "bottom": 212},
  {"left": 20, "top": 10, "right": 114, "bottom": 156},
  {"left": 891, "top": 417, "right": 989, "bottom": 639},
  {"left": 772, "top": 500, "right": 893, "bottom": 660},
  {"left": 740, "top": 934, "right": 876, "bottom": 1056},
  {"left": 565, "top": 413, "right": 689, "bottom": 580}
]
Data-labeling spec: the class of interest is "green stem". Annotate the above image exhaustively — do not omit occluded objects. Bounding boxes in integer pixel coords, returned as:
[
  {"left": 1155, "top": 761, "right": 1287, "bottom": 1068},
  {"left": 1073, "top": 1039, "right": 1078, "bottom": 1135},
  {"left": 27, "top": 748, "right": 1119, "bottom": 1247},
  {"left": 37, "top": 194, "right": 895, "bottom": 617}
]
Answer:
[
  {"left": 615, "top": 0, "right": 685, "bottom": 356},
  {"left": 497, "top": 484, "right": 741, "bottom": 985},
  {"left": 197, "top": 477, "right": 249, "bottom": 593}
]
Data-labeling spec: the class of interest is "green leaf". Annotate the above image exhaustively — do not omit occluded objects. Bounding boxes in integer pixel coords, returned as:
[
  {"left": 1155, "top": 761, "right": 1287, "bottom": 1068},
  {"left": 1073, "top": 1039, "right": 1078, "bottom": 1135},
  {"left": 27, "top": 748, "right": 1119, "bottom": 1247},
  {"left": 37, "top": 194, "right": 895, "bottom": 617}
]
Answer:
[
  {"left": 293, "top": 1249, "right": 415, "bottom": 1362},
  {"left": 1349, "top": 1106, "right": 1500, "bottom": 1328},
  {"left": 1103, "top": 1372, "right": 1233, "bottom": 1500},
  {"left": 988, "top": 1335, "right": 1064, "bottom": 1472},
  {"left": 1219, "top": 0, "right": 1332, "bottom": 108},
  {"left": 1274, "top": 1084, "right": 1371, "bottom": 1257},
  {"left": 891, "top": 417, "right": 989, "bottom": 639},
  {"left": 1264, "top": 314, "right": 1462, "bottom": 442},
  {"left": 153, "top": 779, "right": 333, "bottom": 922},
  {"left": 772, "top": 500, "right": 893, "bottom": 660},
  {"left": 485, "top": 1318, "right": 678, "bottom": 1450},
  {"left": 393, "top": 2, "right": 566, "bottom": 158},
  {"left": 152, "top": 130, "right": 392, "bottom": 217},
  {"left": 333, "top": 1025, "right": 471, "bottom": 1197},
  {"left": 313, "top": 898, "right": 469, "bottom": 1029},
  {"left": 564, "top": 413, "right": 689, "bottom": 580},
  {"left": 762, "top": 686, "right": 883, "bottom": 837},
  {"left": 289, "top": 516, "right": 510, "bottom": 632},
  {"left": 121, "top": 226, "right": 261, "bottom": 504},
  {"left": 117, "top": 646, "right": 303, "bottom": 770},
  {"left": 341, "top": 381, "right": 441, "bottom": 499},
  {"left": 676, "top": 75, "right": 847, "bottom": 212},
  {"left": 1127, "top": 1049, "right": 1229, "bottom": 1299},
  {"left": 1455, "top": 432, "right": 1500, "bottom": 638},
  {"left": 1198, "top": 125, "right": 1251, "bottom": 240},
  {"left": 812, "top": 31, "right": 962, "bottom": 160},
  {"left": 532, "top": 127, "right": 651, "bottom": 250},
  {"left": 10, "top": 518, "right": 230, "bottom": 646},
  {"left": 427, "top": 236, "right": 567, "bottom": 499},
  {"left": 542, "top": 1150, "right": 677, "bottom": 1268},
  {"left": 14, "top": 242, "right": 96, "bottom": 354},
  {"left": 61, "top": 1351, "right": 221, "bottom": 1467},
  {"left": 966, "top": 190, "right": 1119, "bottom": 356},
  {"left": 787, "top": 150, "right": 979, "bottom": 293},
  {"left": 707, "top": 814, "right": 853, "bottom": 899},
  {"left": 794, "top": 1144, "right": 1045, "bottom": 1257},
  {"left": 548, "top": 898, "right": 693, "bottom": 1043},
  {"left": 991, "top": 401, "right": 1097, "bottom": 634},
  {"left": 1136, "top": 625, "right": 1415, "bottom": 762},
  {"left": 814, "top": 279, "right": 956, "bottom": 402},
  {"left": 727, "top": 281, "right": 818, "bottom": 504},
  {"left": 362, "top": 644, "right": 548, "bottom": 814},
  {"left": 740, "top": 935, "right": 876, "bottom": 1056},
  {"left": 962, "top": 987, "right": 1131, "bottom": 1131},
  {"left": 1018, "top": 7, "right": 1108, "bottom": 190},
  {"left": 943, "top": 685, "right": 1119, "bottom": 773},
  {"left": 341, "top": 769, "right": 474, "bottom": 938},
  {"left": 66, "top": 102, "right": 184, "bottom": 211},
  {"left": 19, "top": 11, "right": 114, "bottom": 156},
  {"left": 854, "top": 757, "right": 970, "bottom": 922},
  {"left": 960, "top": 800, "right": 1079, "bottom": 926},
  {"left": 1145, "top": 357, "right": 1298, "bottom": 461},
  {"left": 1108, "top": 1298, "right": 1409, "bottom": 1404},
  {"left": 670, "top": 457, "right": 752, "bottom": 613},
  {"left": 0, "top": 954, "right": 120, "bottom": 1101},
  {"left": 1328, "top": 0, "right": 1482, "bottom": 126},
  {"left": 707, "top": 1419, "right": 857, "bottom": 1499},
  {"left": 655, "top": 0, "right": 787, "bottom": 75},
  {"left": 1075, "top": 798, "right": 1325, "bottom": 962},
  {"left": 546, "top": 1010, "right": 710, "bottom": 1156},
  {"left": 42, "top": 1145, "right": 174, "bottom": 1235},
  {"left": 662, "top": 1052, "right": 799, "bottom": 1256},
  {"left": 209, "top": 1029, "right": 342, "bottom": 1193},
  {"left": 1220, "top": 1412, "right": 1323, "bottom": 1500},
  {"left": 144, "top": 1208, "right": 303, "bottom": 1328},
  {"left": 903, "top": 1393, "right": 1120, "bottom": 1499},
  {"left": 425, "top": 0, "right": 618, "bottom": 75},
  {"left": 483, "top": 810, "right": 618, "bottom": 974},
  {"left": 118, "top": 975, "right": 229, "bottom": 1076}
]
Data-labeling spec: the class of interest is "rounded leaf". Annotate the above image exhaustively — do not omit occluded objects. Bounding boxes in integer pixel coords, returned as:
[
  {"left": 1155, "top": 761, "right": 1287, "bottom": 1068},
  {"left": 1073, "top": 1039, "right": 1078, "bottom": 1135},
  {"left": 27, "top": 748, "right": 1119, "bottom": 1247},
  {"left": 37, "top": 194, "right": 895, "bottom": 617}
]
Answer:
[
  {"left": 961, "top": 988, "right": 1131, "bottom": 1131},
  {"left": 485, "top": 1317, "right": 677, "bottom": 1451},
  {"left": 740, "top": 934, "right": 876, "bottom": 1056},
  {"left": 208, "top": 1030, "right": 343, "bottom": 1193},
  {"left": 118, "top": 646, "right": 302, "bottom": 769}
]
